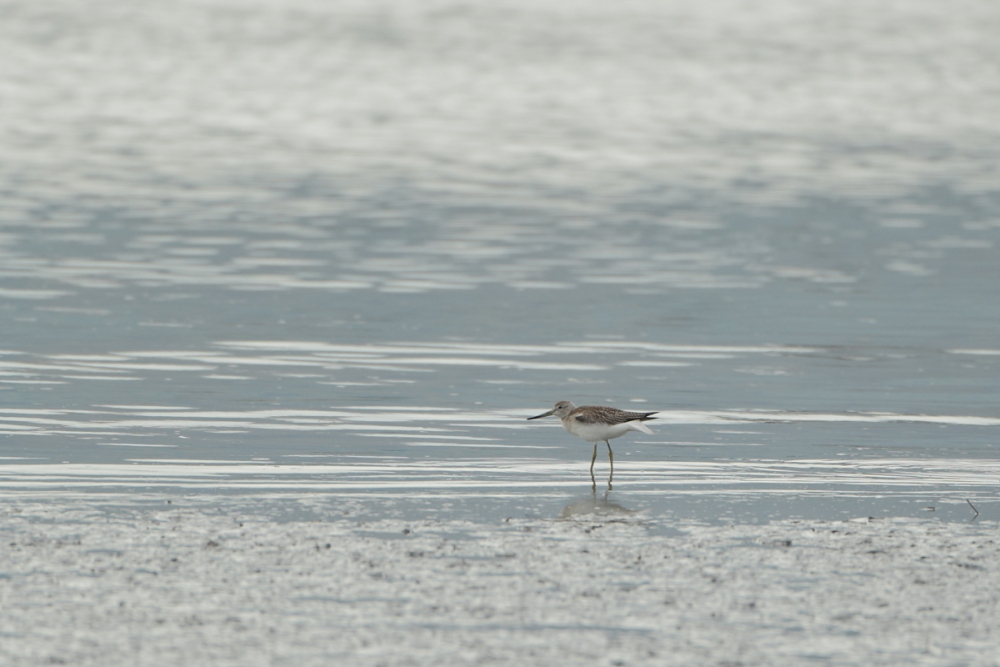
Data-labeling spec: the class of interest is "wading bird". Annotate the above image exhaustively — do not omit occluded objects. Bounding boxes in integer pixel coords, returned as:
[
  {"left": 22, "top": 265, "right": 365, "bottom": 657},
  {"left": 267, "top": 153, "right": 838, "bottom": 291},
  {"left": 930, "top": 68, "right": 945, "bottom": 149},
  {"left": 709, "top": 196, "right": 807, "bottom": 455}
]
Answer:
[{"left": 527, "top": 400, "right": 656, "bottom": 485}]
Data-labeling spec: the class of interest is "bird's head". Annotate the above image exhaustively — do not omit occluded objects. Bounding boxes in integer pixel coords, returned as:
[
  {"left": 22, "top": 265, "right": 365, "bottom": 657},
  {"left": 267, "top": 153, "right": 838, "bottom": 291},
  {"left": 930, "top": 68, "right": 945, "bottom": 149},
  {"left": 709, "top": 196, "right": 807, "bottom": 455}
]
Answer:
[{"left": 527, "top": 400, "right": 577, "bottom": 420}]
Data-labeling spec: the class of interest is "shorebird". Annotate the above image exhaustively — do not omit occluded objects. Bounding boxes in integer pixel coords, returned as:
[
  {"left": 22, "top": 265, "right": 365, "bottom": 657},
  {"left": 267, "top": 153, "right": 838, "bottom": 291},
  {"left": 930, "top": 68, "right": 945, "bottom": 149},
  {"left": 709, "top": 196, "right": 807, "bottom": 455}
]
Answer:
[{"left": 527, "top": 401, "right": 657, "bottom": 476}]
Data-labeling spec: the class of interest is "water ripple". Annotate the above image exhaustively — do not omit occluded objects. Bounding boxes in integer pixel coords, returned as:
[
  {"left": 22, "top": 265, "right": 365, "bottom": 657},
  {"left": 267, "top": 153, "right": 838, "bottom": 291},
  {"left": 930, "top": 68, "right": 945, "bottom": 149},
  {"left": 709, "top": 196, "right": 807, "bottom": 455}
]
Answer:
[{"left": 1, "top": 458, "right": 997, "bottom": 496}]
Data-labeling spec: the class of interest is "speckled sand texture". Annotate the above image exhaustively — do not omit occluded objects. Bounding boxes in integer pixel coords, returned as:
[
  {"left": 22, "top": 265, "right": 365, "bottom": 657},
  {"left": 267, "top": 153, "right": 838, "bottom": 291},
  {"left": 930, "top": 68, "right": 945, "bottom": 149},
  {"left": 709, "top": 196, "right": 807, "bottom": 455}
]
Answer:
[{"left": 1, "top": 502, "right": 997, "bottom": 666}]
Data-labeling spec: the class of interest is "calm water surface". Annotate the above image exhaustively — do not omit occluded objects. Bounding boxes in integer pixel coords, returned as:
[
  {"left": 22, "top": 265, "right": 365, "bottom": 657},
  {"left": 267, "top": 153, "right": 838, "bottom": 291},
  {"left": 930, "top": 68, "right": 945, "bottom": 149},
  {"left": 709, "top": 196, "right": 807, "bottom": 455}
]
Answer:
[{"left": 2, "top": 0, "right": 999, "bottom": 523}]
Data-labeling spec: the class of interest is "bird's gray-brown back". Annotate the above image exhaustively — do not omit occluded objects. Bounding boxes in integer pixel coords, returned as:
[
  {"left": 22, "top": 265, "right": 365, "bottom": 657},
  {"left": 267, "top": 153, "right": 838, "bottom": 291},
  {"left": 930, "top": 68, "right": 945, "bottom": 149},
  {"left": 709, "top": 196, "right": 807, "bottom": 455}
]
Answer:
[{"left": 569, "top": 406, "right": 657, "bottom": 425}]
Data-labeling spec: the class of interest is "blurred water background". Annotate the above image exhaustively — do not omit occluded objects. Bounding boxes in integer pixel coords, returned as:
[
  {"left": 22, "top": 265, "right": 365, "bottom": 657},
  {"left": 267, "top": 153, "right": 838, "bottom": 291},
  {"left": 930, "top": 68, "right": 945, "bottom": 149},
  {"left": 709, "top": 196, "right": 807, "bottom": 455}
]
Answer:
[{"left": 2, "top": 0, "right": 999, "bottom": 524}]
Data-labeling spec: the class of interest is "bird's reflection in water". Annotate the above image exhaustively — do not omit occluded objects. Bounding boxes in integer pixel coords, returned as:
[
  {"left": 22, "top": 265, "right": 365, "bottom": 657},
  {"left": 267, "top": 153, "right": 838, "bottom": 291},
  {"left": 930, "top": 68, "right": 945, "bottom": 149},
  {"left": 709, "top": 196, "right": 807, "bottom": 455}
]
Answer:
[{"left": 559, "top": 488, "right": 637, "bottom": 521}]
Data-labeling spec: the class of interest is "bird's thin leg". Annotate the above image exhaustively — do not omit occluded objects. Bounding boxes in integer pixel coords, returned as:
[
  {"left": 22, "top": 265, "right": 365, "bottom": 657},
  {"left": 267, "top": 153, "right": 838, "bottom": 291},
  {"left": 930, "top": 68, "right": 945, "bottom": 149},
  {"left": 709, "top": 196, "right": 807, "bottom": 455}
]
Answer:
[
  {"left": 590, "top": 466, "right": 596, "bottom": 494},
  {"left": 606, "top": 440, "right": 614, "bottom": 490},
  {"left": 590, "top": 443, "right": 597, "bottom": 474}
]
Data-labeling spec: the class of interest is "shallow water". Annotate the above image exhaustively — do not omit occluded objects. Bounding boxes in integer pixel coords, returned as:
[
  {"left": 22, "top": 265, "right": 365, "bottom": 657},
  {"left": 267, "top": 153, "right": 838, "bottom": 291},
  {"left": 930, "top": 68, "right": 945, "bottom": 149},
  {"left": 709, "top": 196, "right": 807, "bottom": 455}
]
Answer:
[{"left": 2, "top": 0, "right": 999, "bottom": 524}]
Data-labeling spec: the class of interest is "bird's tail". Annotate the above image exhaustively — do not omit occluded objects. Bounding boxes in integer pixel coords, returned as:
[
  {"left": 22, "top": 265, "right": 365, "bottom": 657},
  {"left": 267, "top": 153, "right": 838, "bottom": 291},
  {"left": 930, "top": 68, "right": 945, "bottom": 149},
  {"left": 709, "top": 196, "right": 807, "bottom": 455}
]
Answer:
[{"left": 629, "top": 420, "right": 654, "bottom": 435}]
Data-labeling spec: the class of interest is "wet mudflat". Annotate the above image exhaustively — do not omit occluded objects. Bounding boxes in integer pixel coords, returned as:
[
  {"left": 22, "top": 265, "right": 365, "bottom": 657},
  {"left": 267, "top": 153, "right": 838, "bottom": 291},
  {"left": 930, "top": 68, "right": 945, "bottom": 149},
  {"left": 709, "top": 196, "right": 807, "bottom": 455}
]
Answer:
[{"left": 2, "top": 501, "right": 998, "bottom": 666}]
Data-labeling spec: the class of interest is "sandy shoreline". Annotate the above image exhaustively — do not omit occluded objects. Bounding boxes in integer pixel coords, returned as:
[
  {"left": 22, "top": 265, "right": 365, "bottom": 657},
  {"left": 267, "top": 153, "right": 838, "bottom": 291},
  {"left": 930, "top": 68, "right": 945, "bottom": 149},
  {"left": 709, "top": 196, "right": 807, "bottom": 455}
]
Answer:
[{"left": 1, "top": 501, "right": 997, "bottom": 666}]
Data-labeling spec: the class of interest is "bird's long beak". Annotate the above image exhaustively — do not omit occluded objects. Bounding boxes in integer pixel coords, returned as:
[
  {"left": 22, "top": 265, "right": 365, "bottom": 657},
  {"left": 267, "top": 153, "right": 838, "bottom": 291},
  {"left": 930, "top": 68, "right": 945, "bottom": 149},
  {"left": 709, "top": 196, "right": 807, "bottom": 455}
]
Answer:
[{"left": 527, "top": 408, "right": 556, "bottom": 420}]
